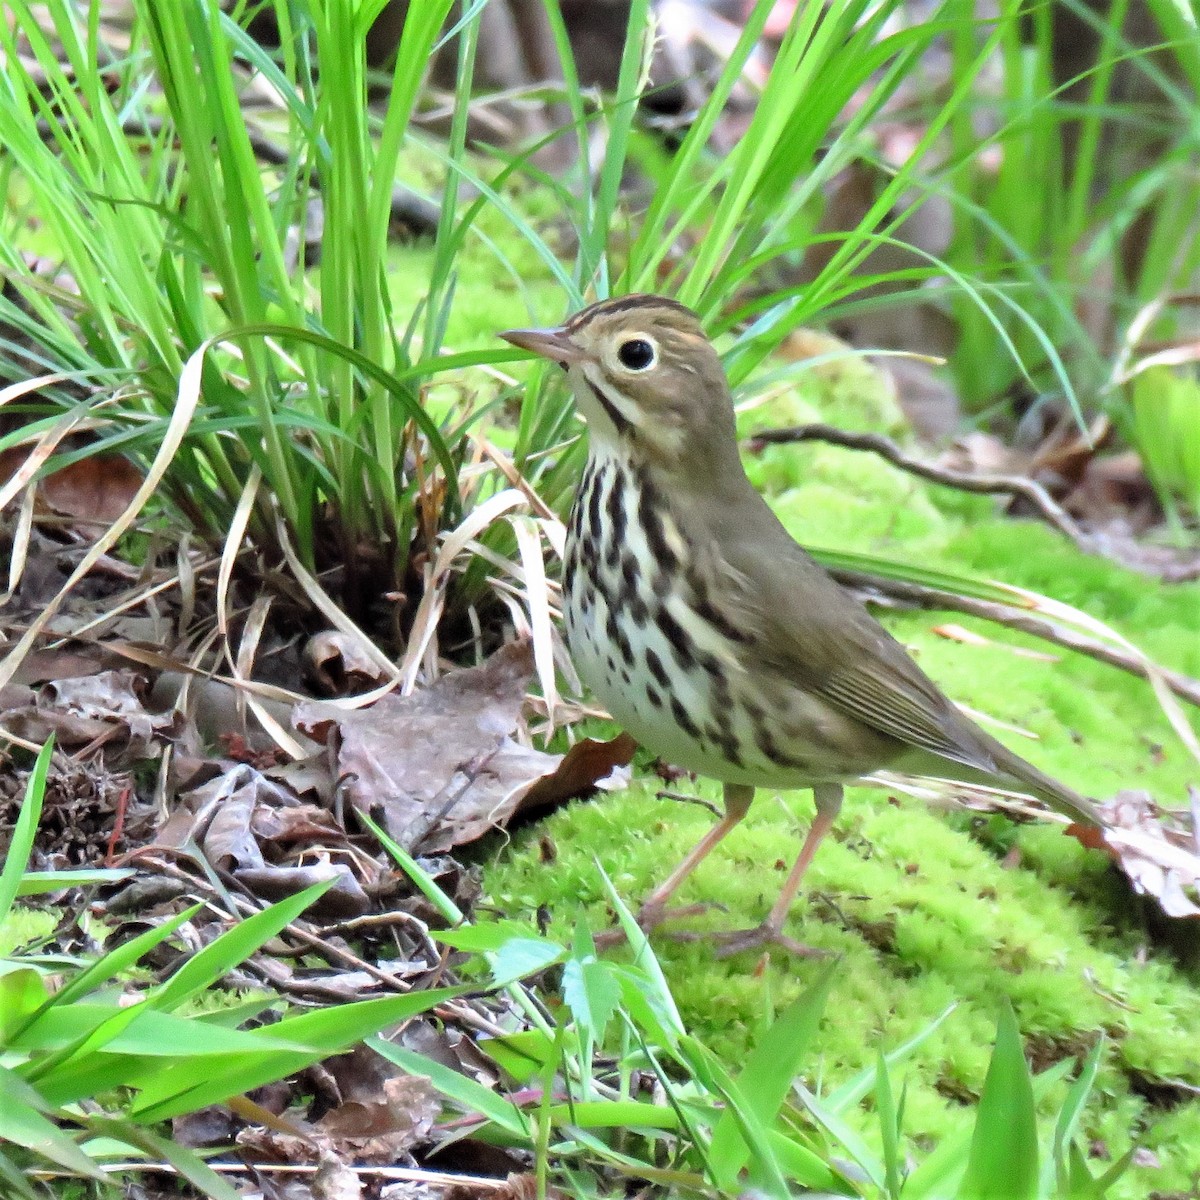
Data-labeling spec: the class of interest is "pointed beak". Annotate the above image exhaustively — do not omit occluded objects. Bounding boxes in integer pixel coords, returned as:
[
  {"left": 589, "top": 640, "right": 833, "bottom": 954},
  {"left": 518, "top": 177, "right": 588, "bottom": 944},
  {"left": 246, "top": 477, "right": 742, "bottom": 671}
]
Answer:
[{"left": 498, "top": 325, "right": 586, "bottom": 368}]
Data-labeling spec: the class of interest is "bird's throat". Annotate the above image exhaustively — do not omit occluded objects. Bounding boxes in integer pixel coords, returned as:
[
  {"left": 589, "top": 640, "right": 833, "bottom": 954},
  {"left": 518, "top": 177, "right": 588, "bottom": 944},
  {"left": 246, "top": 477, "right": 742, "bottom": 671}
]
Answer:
[{"left": 581, "top": 379, "right": 632, "bottom": 436}]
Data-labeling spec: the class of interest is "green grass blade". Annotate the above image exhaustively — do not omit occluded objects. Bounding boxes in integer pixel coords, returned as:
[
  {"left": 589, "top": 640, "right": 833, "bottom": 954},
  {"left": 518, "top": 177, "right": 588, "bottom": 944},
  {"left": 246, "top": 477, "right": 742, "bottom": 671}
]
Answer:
[
  {"left": 707, "top": 960, "right": 837, "bottom": 1189},
  {"left": 148, "top": 879, "right": 334, "bottom": 1011},
  {"left": 130, "top": 985, "right": 466, "bottom": 1121},
  {"left": 373, "top": 1040, "right": 532, "bottom": 1139},
  {"left": 0, "top": 738, "right": 53, "bottom": 923},
  {"left": 0, "top": 1067, "right": 105, "bottom": 1181},
  {"left": 960, "top": 1001, "right": 1039, "bottom": 1200}
]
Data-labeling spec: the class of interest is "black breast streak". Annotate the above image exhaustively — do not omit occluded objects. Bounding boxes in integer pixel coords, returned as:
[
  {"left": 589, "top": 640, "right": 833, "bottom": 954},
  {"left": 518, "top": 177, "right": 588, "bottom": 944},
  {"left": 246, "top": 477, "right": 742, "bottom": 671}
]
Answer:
[
  {"left": 705, "top": 720, "right": 744, "bottom": 769},
  {"left": 635, "top": 469, "right": 679, "bottom": 577},
  {"left": 656, "top": 607, "right": 696, "bottom": 671},
  {"left": 585, "top": 380, "right": 632, "bottom": 436},
  {"left": 743, "top": 696, "right": 811, "bottom": 772},
  {"left": 669, "top": 694, "right": 702, "bottom": 743},
  {"left": 620, "top": 554, "right": 649, "bottom": 624},
  {"left": 645, "top": 646, "right": 670, "bottom": 688},
  {"left": 604, "top": 464, "right": 625, "bottom": 569},
  {"left": 701, "top": 663, "right": 743, "bottom": 768},
  {"left": 686, "top": 566, "right": 752, "bottom": 645},
  {"left": 586, "top": 463, "right": 605, "bottom": 544},
  {"left": 605, "top": 605, "right": 632, "bottom": 662}
]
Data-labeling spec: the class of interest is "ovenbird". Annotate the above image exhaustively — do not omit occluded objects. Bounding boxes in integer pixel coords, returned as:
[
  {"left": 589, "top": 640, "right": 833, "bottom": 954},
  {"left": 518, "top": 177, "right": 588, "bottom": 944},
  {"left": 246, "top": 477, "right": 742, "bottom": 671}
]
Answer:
[{"left": 501, "top": 295, "right": 1101, "bottom": 956}]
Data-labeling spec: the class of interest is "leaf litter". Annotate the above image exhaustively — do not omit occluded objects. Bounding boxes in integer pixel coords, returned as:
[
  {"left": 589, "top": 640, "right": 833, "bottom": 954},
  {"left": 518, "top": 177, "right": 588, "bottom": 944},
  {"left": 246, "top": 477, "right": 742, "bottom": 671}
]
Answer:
[
  {"left": 1, "top": 511, "right": 635, "bottom": 1191},
  {"left": 2, "top": 7, "right": 1199, "bottom": 1188}
]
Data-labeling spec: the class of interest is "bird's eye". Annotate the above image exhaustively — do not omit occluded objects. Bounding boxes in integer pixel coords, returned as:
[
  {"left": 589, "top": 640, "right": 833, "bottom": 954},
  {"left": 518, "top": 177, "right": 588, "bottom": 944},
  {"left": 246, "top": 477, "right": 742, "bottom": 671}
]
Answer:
[{"left": 616, "top": 338, "right": 656, "bottom": 371}]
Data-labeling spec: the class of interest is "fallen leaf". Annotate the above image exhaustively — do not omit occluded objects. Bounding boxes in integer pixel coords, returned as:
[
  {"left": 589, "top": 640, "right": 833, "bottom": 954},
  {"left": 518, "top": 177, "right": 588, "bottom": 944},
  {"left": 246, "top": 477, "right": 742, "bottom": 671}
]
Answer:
[
  {"left": 200, "top": 769, "right": 265, "bottom": 870},
  {"left": 317, "top": 1074, "right": 440, "bottom": 1157},
  {"left": 293, "top": 642, "right": 630, "bottom": 855},
  {"left": 878, "top": 354, "right": 962, "bottom": 444},
  {"left": 234, "top": 865, "right": 369, "bottom": 919},
  {"left": 12, "top": 648, "right": 113, "bottom": 685},
  {"left": 172, "top": 1106, "right": 239, "bottom": 1149},
  {"left": 514, "top": 732, "right": 637, "bottom": 819},
  {"left": 305, "top": 630, "right": 392, "bottom": 696},
  {"left": 295, "top": 641, "right": 550, "bottom": 853},
  {"left": 37, "top": 452, "right": 143, "bottom": 525},
  {"left": 39, "top": 669, "right": 173, "bottom": 750},
  {"left": 312, "top": 1153, "right": 362, "bottom": 1200},
  {"left": 172, "top": 764, "right": 367, "bottom": 915},
  {"left": 1069, "top": 788, "right": 1200, "bottom": 917}
]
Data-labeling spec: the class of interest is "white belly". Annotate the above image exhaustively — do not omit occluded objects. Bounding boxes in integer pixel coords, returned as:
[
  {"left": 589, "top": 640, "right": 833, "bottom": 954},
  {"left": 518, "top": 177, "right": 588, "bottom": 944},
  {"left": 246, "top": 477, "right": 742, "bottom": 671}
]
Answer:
[{"left": 562, "top": 450, "right": 825, "bottom": 791}]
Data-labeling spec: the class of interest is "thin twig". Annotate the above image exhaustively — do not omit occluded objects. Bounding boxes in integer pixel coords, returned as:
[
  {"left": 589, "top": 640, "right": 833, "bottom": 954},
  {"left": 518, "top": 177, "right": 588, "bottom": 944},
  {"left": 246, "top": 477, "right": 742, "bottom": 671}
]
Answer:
[
  {"left": 655, "top": 789, "right": 722, "bottom": 818},
  {"left": 30, "top": 1162, "right": 515, "bottom": 1190},
  {"left": 750, "top": 423, "right": 1089, "bottom": 549},
  {"left": 832, "top": 569, "right": 1200, "bottom": 710},
  {"left": 124, "top": 853, "right": 429, "bottom": 993}
]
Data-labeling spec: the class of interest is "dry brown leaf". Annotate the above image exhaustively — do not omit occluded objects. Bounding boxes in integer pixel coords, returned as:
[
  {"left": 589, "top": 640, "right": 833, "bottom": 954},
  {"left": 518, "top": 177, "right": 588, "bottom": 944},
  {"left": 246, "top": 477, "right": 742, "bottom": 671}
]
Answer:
[
  {"left": 1070, "top": 789, "right": 1200, "bottom": 918},
  {"left": 295, "top": 641, "right": 548, "bottom": 853},
  {"left": 172, "top": 763, "right": 367, "bottom": 915},
  {"left": 1, "top": 669, "right": 175, "bottom": 752},
  {"left": 312, "top": 1154, "right": 363, "bottom": 1200},
  {"left": 235, "top": 865, "right": 370, "bottom": 918},
  {"left": 294, "top": 641, "right": 631, "bottom": 853},
  {"left": 11, "top": 647, "right": 113, "bottom": 685},
  {"left": 317, "top": 1074, "right": 440, "bottom": 1159},
  {"left": 496, "top": 1174, "right": 570, "bottom": 1200},
  {"left": 199, "top": 769, "right": 264, "bottom": 870},
  {"left": 0, "top": 702, "right": 113, "bottom": 748},
  {"left": 398, "top": 1020, "right": 501, "bottom": 1092},
  {"left": 514, "top": 732, "right": 637, "bottom": 819},
  {"left": 305, "top": 630, "right": 392, "bottom": 696},
  {"left": 251, "top": 801, "right": 346, "bottom": 846},
  {"left": 878, "top": 354, "right": 962, "bottom": 443},
  {"left": 37, "top": 452, "right": 143, "bottom": 525},
  {"left": 41, "top": 670, "right": 165, "bottom": 741},
  {"left": 171, "top": 1106, "right": 239, "bottom": 1149}
]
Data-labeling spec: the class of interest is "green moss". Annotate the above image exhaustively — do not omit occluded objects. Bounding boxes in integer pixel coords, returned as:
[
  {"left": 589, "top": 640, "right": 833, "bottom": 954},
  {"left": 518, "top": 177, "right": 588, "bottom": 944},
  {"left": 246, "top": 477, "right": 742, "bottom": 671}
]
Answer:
[
  {"left": 0, "top": 906, "right": 59, "bottom": 955},
  {"left": 483, "top": 343, "right": 1200, "bottom": 1197}
]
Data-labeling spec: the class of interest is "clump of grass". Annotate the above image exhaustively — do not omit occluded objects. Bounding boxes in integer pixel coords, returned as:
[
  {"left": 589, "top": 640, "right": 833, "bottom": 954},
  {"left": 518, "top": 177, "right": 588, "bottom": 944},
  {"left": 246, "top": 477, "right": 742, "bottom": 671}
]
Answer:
[
  {"left": 0, "top": 0, "right": 471, "bottom": 631},
  {"left": 939, "top": 0, "right": 1200, "bottom": 438},
  {"left": 378, "top": 852, "right": 1133, "bottom": 1198},
  {"left": 0, "top": 740, "right": 465, "bottom": 1196}
]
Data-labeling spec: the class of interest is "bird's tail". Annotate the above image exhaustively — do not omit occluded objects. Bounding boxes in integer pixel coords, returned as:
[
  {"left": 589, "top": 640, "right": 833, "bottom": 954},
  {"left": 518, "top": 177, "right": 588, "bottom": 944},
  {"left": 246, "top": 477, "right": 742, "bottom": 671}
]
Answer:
[{"left": 979, "top": 736, "right": 1104, "bottom": 829}]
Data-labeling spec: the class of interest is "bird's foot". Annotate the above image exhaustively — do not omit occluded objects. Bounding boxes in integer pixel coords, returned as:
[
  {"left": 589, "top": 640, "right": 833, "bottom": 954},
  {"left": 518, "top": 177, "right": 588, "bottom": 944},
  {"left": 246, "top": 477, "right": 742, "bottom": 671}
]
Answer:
[
  {"left": 594, "top": 902, "right": 716, "bottom": 949},
  {"left": 637, "top": 901, "right": 715, "bottom": 931},
  {"left": 707, "top": 921, "right": 830, "bottom": 960}
]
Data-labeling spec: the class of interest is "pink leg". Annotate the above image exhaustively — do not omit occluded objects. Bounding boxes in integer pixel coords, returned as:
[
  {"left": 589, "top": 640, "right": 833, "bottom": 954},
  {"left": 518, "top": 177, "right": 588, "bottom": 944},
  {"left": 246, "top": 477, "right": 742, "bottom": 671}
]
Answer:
[
  {"left": 713, "top": 783, "right": 844, "bottom": 959},
  {"left": 638, "top": 783, "right": 754, "bottom": 922}
]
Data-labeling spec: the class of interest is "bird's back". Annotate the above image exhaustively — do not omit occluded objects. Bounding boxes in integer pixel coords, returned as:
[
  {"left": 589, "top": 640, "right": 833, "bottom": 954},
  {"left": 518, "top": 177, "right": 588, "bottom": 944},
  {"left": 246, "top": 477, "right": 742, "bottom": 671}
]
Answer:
[{"left": 683, "top": 470, "right": 1103, "bottom": 826}]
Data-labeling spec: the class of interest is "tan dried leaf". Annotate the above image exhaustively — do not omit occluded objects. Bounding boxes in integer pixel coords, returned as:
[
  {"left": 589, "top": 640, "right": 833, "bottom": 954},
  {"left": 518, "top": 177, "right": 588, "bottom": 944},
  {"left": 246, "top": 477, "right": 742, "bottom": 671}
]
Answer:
[
  {"left": 293, "top": 641, "right": 629, "bottom": 853},
  {"left": 305, "top": 630, "right": 392, "bottom": 696},
  {"left": 1070, "top": 789, "right": 1200, "bottom": 917},
  {"left": 295, "top": 641, "right": 547, "bottom": 852}
]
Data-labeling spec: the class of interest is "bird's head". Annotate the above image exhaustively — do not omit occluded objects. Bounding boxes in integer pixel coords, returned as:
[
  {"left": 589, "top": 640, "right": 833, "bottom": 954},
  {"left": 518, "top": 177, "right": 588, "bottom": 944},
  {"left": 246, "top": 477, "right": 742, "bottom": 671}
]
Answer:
[{"left": 500, "top": 294, "right": 738, "bottom": 471}]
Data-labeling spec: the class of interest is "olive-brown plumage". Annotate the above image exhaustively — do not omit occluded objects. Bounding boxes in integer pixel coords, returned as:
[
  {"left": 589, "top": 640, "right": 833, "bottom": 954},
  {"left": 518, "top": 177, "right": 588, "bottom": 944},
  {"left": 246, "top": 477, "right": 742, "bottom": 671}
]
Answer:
[{"left": 501, "top": 295, "right": 1101, "bottom": 955}]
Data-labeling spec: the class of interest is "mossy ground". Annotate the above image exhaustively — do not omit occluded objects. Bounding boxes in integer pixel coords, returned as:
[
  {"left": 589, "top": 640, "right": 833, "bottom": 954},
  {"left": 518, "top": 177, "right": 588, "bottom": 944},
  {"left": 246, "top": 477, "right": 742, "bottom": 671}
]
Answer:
[{"left": 404, "top": 261, "right": 1200, "bottom": 1194}]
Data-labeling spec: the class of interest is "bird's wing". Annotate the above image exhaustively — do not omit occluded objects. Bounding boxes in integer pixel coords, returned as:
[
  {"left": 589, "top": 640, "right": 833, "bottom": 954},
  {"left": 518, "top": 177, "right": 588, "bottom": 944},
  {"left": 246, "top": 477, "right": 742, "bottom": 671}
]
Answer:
[
  {"left": 716, "top": 518, "right": 1004, "bottom": 775},
  {"left": 809, "top": 640, "right": 1000, "bottom": 772}
]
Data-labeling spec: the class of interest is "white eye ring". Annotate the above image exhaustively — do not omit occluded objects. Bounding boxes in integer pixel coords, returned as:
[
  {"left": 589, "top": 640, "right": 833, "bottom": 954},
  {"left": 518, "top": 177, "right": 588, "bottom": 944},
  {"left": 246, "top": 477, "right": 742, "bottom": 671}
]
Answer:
[{"left": 614, "top": 336, "right": 658, "bottom": 372}]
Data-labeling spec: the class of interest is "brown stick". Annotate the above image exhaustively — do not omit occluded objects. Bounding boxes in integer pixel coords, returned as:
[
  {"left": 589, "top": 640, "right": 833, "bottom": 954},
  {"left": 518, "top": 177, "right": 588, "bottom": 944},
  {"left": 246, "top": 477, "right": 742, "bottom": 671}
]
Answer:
[
  {"left": 750, "top": 423, "right": 1089, "bottom": 548},
  {"left": 831, "top": 569, "right": 1200, "bottom": 710}
]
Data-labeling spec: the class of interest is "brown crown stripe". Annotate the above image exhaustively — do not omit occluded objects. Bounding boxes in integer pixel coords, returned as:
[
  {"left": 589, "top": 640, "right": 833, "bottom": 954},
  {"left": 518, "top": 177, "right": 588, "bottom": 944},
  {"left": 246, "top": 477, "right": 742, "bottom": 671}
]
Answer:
[{"left": 564, "top": 294, "right": 697, "bottom": 332}]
